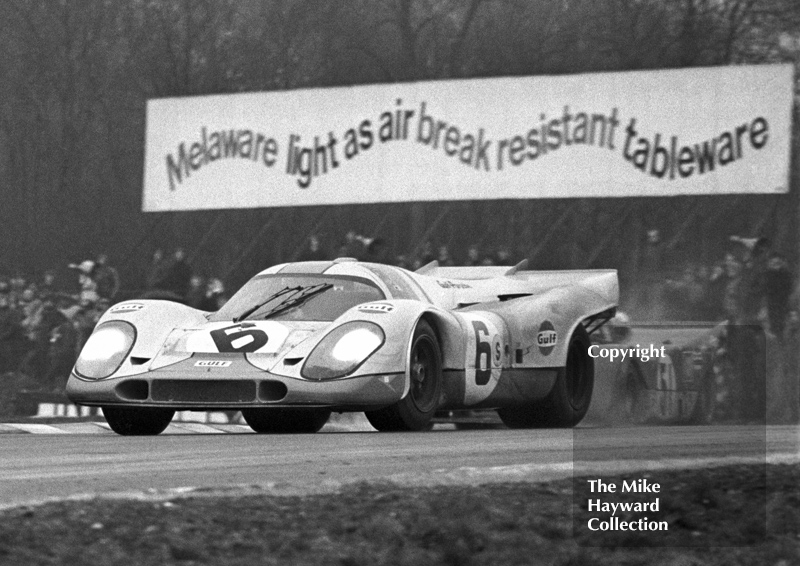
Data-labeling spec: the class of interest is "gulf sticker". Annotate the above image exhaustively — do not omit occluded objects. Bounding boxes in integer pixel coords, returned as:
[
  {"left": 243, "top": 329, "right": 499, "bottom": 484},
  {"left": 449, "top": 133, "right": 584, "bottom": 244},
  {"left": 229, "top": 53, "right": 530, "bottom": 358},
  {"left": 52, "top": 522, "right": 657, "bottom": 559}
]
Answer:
[
  {"left": 461, "top": 312, "right": 503, "bottom": 406},
  {"left": 537, "top": 321, "right": 557, "bottom": 356}
]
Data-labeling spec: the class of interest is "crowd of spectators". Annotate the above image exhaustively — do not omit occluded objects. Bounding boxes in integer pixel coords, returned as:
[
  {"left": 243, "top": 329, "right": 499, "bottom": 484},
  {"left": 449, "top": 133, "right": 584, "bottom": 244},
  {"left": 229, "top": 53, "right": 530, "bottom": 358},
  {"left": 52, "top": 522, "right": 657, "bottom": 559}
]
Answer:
[
  {"left": 631, "top": 230, "right": 799, "bottom": 423},
  {"left": 143, "top": 247, "right": 227, "bottom": 311},
  {"left": 635, "top": 232, "right": 797, "bottom": 337},
  {"left": 0, "top": 248, "right": 229, "bottom": 395},
  {"left": 0, "top": 263, "right": 110, "bottom": 393},
  {"left": 299, "top": 231, "right": 516, "bottom": 271}
]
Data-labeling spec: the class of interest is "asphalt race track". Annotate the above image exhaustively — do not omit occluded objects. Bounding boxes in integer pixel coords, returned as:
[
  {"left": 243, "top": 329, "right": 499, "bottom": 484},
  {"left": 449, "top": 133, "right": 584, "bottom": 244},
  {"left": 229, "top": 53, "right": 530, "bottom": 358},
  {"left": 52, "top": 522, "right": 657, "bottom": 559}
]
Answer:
[{"left": 1, "top": 423, "right": 797, "bottom": 510}]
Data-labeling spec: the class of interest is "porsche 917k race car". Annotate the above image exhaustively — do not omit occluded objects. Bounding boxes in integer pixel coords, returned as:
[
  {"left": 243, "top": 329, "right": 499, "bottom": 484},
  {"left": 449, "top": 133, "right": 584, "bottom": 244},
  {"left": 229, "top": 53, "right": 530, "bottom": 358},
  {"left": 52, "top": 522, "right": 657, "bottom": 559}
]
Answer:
[{"left": 66, "top": 259, "right": 618, "bottom": 435}]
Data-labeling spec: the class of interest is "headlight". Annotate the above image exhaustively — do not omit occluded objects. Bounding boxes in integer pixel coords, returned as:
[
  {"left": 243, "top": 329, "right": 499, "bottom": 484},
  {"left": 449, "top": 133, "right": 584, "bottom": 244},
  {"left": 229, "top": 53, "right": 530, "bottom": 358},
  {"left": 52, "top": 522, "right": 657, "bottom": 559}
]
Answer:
[
  {"left": 74, "top": 321, "right": 136, "bottom": 379},
  {"left": 301, "top": 322, "right": 385, "bottom": 380}
]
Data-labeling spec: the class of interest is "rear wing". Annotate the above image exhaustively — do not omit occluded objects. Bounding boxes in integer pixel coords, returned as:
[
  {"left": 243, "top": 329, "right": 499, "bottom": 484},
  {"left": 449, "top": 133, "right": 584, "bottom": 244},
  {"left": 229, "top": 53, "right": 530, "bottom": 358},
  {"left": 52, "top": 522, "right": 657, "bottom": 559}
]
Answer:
[
  {"left": 424, "top": 261, "right": 616, "bottom": 297},
  {"left": 420, "top": 261, "right": 619, "bottom": 326}
]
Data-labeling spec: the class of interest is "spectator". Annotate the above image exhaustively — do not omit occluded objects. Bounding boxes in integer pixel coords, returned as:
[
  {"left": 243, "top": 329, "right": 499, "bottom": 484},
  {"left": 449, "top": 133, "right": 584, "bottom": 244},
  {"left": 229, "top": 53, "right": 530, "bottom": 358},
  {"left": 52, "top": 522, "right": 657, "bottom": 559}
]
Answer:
[
  {"left": 721, "top": 253, "right": 743, "bottom": 321},
  {"left": 198, "top": 278, "right": 226, "bottom": 311},
  {"left": 0, "top": 290, "right": 26, "bottom": 373},
  {"left": 342, "top": 231, "right": 365, "bottom": 260},
  {"left": 495, "top": 247, "right": 513, "bottom": 266},
  {"left": 706, "top": 261, "right": 729, "bottom": 320},
  {"left": 8, "top": 273, "right": 26, "bottom": 309},
  {"left": 161, "top": 247, "right": 193, "bottom": 298},
  {"left": 465, "top": 244, "right": 481, "bottom": 266},
  {"left": 18, "top": 285, "right": 44, "bottom": 340},
  {"left": 417, "top": 241, "right": 435, "bottom": 266},
  {"left": 39, "top": 270, "right": 58, "bottom": 300},
  {"left": 146, "top": 248, "right": 170, "bottom": 291},
  {"left": 436, "top": 245, "right": 455, "bottom": 267},
  {"left": 736, "top": 236, "right": 769, "bottom": 324},
  {"left": 45, "top": 304, "right": 78, "bottom": 392},
  {"left": 765, "top": 252, "right": 793, "bottom": 339},
  {"left": 19, "top": 294, "right": 67, "bottom": 386},
  {"left": 363, "top": 237, "right": 389, "bottom": 264},
  {"left": 298, "top": 234, "right": 328, "bottom": 262},
  {"left": 186, "top": 275, "right": 207, "bottom": 309},
  {"left": 93, "top": 253, "right": 120, "bottom": 300},
  {"left": 730, "top": 236, "right": 770, "bottom": 423},
  {"left": 68, "top": 260, "right": 99, "bottom": 305}
]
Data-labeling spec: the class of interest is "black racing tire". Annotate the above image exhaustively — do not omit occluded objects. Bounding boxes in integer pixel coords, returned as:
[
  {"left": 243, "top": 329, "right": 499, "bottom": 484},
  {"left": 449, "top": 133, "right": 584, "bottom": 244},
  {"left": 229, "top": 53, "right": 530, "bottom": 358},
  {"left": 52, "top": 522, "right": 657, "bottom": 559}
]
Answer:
[
  {"left": 497, "top": 324, "right": 594, "bottom": 428},
  {"left": 102, "top": 406, "right": 175, "bottom": 436},
  {"left": 241, "top": 407, "right": 331, "bottom": 433},
  {"left": 365, "top": 319, "right": 442, "bottom": 432}
]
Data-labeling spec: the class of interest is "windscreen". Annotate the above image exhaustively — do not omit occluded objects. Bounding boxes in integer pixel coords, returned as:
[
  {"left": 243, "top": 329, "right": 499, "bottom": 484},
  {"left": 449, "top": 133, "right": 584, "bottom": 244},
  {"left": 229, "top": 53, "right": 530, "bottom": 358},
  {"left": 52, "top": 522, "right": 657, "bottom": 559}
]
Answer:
[{"left": 209, "top": 274, "right": 385, "bottom": 322}]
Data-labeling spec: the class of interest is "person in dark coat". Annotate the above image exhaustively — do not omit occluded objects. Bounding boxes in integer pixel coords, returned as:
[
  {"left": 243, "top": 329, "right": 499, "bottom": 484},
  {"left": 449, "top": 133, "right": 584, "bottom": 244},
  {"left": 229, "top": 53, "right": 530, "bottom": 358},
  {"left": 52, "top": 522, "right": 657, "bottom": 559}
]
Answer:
[
  {"left": 46, "top": 306, "right": 78, "bottom": 393},
  {"left": 0, "top": 291, "right": 26, "bottom": 373},
  {"left": 146, "top": 249, "right": 170, "bottom": 291},
  {"left": 765, "top": 252, "right": 793, "bottom": 339},
  {"left": 93, "top": 253, "right": 120, "bottom": 300},
  {"left": 161, "top": 248, "right": 193, "bottom": 299},
  {"left": 298, "top": 235, "right": 328, "bottom": 262}
]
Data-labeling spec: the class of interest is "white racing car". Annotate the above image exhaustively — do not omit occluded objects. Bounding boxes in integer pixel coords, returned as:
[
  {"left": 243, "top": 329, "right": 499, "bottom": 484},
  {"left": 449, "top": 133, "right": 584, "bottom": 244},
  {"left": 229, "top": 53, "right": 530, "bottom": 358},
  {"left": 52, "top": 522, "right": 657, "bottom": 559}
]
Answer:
[{"left": 66, "top": 258, "right": 618, "bottom": 435}]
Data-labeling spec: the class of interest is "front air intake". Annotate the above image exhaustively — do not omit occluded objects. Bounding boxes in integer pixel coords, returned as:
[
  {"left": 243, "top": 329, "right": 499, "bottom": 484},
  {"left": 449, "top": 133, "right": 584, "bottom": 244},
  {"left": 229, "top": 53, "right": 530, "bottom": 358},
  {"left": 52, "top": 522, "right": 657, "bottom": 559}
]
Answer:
[
  {"left": 151, "top": 380, "right": 257, "bottom": 403},
  {"left": 258, "top": 380, "right": 289, "bottom": 402},
  {"left": 115, "top": 380, "right": 149, "bottom": 401}
]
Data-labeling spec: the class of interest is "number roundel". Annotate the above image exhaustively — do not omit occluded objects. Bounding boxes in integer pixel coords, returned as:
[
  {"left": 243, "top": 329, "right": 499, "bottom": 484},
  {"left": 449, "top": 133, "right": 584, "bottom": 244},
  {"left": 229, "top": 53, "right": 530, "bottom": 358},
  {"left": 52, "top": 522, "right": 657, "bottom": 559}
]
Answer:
[
  {"left": 210, "top": 323, "right": 269, "bottom": 352},
  {"left": 462, "top": 313, "right": 503, "bottom": 405}
]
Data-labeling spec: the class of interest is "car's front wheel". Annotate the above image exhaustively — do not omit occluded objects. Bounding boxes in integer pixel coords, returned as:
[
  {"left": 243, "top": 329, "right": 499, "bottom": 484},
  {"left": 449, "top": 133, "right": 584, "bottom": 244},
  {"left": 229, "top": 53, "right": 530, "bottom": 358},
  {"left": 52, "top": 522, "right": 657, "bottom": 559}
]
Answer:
[
  {"left": 241, "top": 407, "right": 331, "bottom": 433},
  {"left": 102, "top": 406, "right": 175, "bottom": 436},
  {"left": 365, "top": 319, "right": 442, "bottom": 431}
]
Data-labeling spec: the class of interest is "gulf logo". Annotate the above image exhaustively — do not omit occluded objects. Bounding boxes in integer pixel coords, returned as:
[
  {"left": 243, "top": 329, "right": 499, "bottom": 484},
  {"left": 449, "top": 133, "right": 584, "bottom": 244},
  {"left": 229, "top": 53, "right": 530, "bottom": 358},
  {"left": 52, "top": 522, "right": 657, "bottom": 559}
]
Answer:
[{"left": 537, "top": 321, "right": 557, "bottom": 356}]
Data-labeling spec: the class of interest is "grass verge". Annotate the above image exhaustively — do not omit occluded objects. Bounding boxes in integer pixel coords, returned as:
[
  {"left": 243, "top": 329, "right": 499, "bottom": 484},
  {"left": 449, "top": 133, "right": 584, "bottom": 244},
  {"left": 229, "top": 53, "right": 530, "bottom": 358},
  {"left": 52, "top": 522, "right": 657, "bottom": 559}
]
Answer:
[{"left": 0, "top": 464, "right": 797, "bottom": 565}]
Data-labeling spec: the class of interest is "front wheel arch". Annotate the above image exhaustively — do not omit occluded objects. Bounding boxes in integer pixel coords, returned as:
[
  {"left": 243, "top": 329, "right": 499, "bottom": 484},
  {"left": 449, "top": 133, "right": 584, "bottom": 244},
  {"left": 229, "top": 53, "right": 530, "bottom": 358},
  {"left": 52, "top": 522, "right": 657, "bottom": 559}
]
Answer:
[{"left": 365, "top": 319, "right": 442, "bottom": 431}]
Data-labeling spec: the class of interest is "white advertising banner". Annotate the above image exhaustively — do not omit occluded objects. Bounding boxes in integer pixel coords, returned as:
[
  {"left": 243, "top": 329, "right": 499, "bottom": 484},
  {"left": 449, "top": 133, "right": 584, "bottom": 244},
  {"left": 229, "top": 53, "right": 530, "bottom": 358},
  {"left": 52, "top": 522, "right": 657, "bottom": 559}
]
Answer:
[{"left": 143, "top": 64, "right": 794, "bottom": 211}]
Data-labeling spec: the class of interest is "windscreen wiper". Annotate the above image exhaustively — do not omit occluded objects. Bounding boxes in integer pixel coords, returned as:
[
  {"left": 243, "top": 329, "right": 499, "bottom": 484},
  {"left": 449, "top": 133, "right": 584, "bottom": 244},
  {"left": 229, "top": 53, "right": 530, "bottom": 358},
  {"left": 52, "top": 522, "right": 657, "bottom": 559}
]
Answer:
[
  {"left": 260, "top": 283, "right": 333, "bottom": 320},
  {"left": 232, "top": 286, "right": 295, "bottom": 323}
]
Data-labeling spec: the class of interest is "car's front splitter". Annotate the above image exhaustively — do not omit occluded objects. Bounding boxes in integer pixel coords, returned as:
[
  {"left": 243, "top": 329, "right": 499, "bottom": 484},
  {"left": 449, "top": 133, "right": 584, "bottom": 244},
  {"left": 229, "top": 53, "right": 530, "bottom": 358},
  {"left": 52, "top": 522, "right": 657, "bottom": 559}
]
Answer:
[{"left": 66, "top": 355, "right": 404, "bottom": 410}]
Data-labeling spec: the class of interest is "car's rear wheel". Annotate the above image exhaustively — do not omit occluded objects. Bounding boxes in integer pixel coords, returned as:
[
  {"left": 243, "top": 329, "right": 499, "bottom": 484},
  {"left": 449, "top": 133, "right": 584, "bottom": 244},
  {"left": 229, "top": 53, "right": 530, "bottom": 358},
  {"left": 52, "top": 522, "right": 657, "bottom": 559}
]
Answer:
[
  {"left": 365, "top": 319, "right": 442, "bottom": 431},
  {"left": 241, "top": 407, "right": 331, "bottom": 433},
  {"left": 102, "top": 406, "right": 175, "bottom": 436},
  {"left": 498, "top": 324, "right": 593, "bottom": 428}
]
